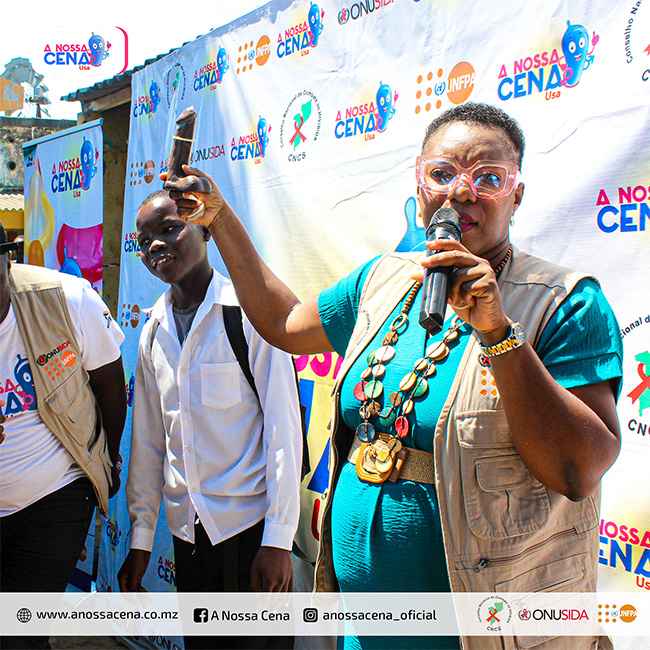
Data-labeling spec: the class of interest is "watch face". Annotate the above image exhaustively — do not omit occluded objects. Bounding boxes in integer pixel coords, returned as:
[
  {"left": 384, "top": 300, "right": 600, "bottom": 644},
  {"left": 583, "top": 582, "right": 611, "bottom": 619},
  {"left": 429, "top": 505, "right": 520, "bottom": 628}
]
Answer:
[{"left": 512, "top": 322, "right": 526, "bottom": 343}]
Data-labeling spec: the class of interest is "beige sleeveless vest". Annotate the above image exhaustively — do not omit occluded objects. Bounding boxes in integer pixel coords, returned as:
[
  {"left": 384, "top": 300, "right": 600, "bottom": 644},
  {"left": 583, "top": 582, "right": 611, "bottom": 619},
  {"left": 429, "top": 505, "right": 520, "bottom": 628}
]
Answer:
[
  {"left": 314, "top": 248, "right": 611, "bottom": 650},
  {"left": 9, "top": 264, "right": 112, "bottom": 515}
]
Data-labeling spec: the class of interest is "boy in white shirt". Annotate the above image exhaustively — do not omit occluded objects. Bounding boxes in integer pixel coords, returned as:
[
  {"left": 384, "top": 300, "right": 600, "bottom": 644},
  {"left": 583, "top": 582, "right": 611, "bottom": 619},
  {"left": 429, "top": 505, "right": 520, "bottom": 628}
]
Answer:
[{"left": 118, "top": 192, "right": 302, "bottom": 650}]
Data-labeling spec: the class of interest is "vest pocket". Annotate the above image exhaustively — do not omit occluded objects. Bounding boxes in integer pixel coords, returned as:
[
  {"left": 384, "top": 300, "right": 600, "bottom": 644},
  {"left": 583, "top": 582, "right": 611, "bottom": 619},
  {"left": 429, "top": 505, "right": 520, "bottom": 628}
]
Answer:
[
  {"left": 457, "top": 411, "right": 550, "bottom": 539},
  {"left": 44, "top": 370, "right": 94, "bottom": 446},
  {"left": 494, "top": 551, "right": 588, "bottom": 593},
  {"left": 494, "top": 553, "right": 591, "bottom": 649}
]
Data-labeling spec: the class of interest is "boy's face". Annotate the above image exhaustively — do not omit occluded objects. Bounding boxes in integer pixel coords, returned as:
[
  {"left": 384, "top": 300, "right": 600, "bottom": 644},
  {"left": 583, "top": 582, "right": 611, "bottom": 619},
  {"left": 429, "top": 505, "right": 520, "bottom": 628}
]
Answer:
[{"left": 136, "top": 196, "right": 209, "bottom": 286}]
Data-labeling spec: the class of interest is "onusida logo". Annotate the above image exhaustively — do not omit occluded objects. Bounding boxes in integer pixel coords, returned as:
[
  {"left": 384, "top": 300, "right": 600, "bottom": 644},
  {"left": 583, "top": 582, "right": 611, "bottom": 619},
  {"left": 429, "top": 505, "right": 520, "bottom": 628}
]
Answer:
[
  {"left": 36, "top": 340, "right": 71, "bottom": 366},
  {"left": 338, "top": 0, "right": 394, "bottom": 25},
  {"left": 517, "top": 608, "right": 589, "bottom": 621}
]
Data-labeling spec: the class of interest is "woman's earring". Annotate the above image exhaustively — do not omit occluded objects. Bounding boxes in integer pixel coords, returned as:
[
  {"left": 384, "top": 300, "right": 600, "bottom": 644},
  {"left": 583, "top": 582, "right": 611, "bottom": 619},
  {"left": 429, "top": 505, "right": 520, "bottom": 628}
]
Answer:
[{"left": 509, "top": 215, "right": 515, "bottom": 227}]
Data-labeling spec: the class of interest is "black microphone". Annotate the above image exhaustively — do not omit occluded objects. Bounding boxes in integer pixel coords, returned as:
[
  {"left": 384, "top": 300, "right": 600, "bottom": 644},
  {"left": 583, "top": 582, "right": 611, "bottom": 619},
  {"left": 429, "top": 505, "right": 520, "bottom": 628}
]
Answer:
[{"left": 419, "top": 207, "right": 462, "bottom": 335}]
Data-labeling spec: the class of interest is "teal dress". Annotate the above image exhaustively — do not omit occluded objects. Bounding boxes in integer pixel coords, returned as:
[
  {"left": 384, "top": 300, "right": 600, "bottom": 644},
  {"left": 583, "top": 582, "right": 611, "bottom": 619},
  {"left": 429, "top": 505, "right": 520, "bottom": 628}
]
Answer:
[{"left": 318, "top": 257, "right": 623, "bottom": 650}]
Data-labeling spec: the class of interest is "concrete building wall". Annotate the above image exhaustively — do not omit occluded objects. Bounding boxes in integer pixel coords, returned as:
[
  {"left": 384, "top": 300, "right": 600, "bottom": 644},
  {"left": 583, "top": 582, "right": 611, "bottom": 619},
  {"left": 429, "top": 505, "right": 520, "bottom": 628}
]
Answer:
[{"left": 0, "top": 117, "right": 77, "bottom": 193}]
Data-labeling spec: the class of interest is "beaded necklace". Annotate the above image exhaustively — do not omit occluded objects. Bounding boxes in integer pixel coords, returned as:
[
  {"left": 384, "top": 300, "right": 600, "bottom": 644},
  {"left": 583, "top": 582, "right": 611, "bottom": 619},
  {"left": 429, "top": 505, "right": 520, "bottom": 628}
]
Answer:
[{"left": 352, "top": 244, "right": 512, "bottom": 484}]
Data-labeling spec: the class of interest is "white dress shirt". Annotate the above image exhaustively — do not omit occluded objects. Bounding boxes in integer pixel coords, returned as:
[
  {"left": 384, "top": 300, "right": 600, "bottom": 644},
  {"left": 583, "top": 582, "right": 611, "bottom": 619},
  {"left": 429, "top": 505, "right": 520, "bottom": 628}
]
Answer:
[{"left": 126, "top": 270, "right": 301, "bottom": 552}]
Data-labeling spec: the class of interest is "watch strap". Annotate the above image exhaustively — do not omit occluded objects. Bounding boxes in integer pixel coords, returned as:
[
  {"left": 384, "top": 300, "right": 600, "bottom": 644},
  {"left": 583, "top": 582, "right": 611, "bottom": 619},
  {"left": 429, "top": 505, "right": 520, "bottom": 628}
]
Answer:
[{"left": 478, "top": 322, "right": 526, "bottom": 362}]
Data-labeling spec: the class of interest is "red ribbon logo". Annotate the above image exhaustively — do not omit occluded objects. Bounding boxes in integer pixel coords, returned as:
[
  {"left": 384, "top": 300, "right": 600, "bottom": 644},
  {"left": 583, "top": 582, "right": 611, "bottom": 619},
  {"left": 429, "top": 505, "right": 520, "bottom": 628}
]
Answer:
[
  {"left": 486, "top": 607, "right": 500, "bottom": 624},
  {"left": 628, "top": 353, "right": 650, "bottom": 415},
  {"left": 289, "top": 115, "right": 306, "bottom": 148}
]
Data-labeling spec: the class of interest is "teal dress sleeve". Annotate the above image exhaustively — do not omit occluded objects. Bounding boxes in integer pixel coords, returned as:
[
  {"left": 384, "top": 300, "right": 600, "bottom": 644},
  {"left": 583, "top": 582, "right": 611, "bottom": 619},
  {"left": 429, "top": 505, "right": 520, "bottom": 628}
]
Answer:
[
  {"left": 536, "top": 278, "right": 624, "bottom": 398},
  {"left": 317, "top": 256, "right": 381, "bottom": 357}
]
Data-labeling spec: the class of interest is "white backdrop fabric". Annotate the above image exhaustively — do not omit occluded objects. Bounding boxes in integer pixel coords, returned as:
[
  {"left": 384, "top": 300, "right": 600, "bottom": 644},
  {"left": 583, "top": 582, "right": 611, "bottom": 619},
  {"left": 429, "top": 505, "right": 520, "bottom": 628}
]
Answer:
[{"left": 103, "top": 1, "right": 650, "bottom": 648}]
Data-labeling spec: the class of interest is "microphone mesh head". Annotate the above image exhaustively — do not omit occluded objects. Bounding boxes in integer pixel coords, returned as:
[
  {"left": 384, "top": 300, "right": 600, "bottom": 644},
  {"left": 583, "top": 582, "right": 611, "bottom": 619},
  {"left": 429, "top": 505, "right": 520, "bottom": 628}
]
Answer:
[{"left": 426, "top": 207, "right": 462, "bottom": 240}]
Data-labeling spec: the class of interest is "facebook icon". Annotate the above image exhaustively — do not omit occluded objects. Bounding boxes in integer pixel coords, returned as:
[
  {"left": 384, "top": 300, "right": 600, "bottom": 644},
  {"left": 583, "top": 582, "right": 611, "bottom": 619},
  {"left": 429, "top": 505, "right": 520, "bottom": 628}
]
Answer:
[{"left": 194, "top": 608, "right": 209, "bottom": 623}]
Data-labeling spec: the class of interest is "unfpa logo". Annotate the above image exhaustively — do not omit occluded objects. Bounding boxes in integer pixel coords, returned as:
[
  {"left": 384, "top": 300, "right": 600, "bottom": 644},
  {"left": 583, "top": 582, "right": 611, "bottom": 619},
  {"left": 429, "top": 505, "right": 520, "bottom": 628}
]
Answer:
[
  {"left": 129, "top": 160, "right": 156, "bottom": 187},
  {"left": 120, "top": 303, "right": 141, "bottom": 329},
  {"left": 598, "top": 603, "right": 637, "bottom": 623},
  {"left": 415, "top": 62, "right": 475, "bottom": 115},
  {"left": 236, "top": 36, "right": 271, "bottom": 74}
]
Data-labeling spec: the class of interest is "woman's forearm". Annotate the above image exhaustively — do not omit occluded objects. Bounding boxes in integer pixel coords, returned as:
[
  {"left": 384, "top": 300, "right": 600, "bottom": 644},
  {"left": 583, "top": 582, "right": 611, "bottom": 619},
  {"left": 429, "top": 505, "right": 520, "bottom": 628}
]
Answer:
[
  {"left": 207, "top": 201, "right": 332, "bottom": 355},
  {"left": 166, "top": 166, "right": 332, "bottom": 355}
]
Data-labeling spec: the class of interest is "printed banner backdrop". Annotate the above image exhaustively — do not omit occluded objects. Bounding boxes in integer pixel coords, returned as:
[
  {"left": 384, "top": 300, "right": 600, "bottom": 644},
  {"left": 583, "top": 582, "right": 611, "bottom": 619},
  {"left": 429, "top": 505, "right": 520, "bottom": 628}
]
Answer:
[
  {"left": 104, "top": 1, "right": 650, "bottom": 648},
  {"left": 19, "top": 120, "right": 104, "bottom": 594},
  {"left": 23, "top": 121, "right": 104, "bottom": 291}
]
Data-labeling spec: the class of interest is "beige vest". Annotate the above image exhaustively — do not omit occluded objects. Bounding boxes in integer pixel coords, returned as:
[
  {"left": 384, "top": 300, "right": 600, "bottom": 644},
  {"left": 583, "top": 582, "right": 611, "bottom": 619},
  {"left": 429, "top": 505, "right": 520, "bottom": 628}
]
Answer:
[
  {"left": 9, "top": 264, "right": 112, "bottom": 515},
  {"left": 314, "top": 248, "right": 611, "bottom": 650}
]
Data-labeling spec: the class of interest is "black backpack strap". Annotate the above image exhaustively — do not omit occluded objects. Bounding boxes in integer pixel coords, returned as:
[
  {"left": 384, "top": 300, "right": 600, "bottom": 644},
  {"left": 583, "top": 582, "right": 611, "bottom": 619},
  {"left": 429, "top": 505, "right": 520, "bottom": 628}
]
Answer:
[
  {"left": 222, "top": 305, "right": 259, "bottom": 400},
  {"left": 223, "top": 305, "right": 311, "bottom": 481},
  {"left": 293, "top": 371, "right": 311, "bottom": 480}
]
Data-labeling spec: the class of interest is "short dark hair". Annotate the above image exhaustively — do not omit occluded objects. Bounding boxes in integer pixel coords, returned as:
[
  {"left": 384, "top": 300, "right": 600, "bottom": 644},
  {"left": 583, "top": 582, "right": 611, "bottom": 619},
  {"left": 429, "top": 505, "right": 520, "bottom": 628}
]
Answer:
[
  {"left": 422, "top": 102, "right": 525, "bottom": 168},
  {"left": 138, "top": 189, "right": 170, "bottom": 210},
  {"left": 135, "top": 189, "right": 210, "bottom": 241}
]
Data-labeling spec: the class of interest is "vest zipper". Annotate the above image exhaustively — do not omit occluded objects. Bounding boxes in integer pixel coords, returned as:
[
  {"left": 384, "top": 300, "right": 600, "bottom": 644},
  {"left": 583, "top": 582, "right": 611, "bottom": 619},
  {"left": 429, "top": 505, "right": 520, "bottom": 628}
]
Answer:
[{"left": 471, "top": 527, "right": 578, "bottom": 573}]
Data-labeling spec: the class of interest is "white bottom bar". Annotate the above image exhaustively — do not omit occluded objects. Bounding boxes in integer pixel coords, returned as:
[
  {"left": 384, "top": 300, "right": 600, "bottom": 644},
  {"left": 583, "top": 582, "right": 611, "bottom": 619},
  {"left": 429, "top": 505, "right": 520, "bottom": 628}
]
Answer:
[{"left": 0, "top": 592, "right": 645, "bottom": 638}]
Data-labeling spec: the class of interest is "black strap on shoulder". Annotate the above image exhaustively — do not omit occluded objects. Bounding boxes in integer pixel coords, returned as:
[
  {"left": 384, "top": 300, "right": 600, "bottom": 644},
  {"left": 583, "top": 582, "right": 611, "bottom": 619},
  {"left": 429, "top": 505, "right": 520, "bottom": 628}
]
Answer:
[
  {"left": 222, "top": 305, "right": 259, "bottom": 400},
  {"left": 222, "top": 305, "right": 311, "bottom": 481}
]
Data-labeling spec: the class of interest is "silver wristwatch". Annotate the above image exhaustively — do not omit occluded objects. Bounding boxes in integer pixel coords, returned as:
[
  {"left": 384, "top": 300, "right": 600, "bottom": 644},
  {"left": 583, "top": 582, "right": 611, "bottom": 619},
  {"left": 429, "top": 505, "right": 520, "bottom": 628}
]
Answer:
[{"left": 478, "top": 322, "right": 526, "bottom": 366}]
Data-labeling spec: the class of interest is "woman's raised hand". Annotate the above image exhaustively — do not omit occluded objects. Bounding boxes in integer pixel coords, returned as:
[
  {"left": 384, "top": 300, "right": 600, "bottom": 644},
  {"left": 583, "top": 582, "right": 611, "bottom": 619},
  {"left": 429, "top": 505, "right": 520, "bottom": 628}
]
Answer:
[
  {"left": 416, "top": 239, "right": 511, "bottom": 344},
  {"left": 159, "top": 165, "right": 232, "bottom": 229}
]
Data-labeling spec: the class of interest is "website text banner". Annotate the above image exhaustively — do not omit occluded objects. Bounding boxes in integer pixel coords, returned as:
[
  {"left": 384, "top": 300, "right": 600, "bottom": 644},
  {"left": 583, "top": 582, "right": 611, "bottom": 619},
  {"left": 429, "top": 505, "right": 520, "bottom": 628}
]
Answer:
[{"left": 1, "top": 593, "right": 647, "bottom": 638}]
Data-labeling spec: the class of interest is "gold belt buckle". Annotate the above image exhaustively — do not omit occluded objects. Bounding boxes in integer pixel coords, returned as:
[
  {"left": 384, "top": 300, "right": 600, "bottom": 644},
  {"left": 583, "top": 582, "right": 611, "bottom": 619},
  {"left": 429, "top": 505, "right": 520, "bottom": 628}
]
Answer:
[{"left": 355, "top": 434, "right": 403, "bottom": 484}]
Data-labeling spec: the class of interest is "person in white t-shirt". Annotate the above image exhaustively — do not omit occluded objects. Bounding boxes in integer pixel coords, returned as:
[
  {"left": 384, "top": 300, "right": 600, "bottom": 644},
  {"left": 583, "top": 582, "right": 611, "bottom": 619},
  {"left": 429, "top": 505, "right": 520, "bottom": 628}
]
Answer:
[{"left": 0, "top": 222, "right": 126, "bottom": 650}]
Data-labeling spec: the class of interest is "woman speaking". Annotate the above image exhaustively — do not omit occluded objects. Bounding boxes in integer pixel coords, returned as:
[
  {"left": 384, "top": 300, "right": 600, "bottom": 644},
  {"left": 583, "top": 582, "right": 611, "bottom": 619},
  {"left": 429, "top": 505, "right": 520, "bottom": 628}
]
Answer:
[{"left": 165, "top": 103, "right": 622, "bottom": 650}]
